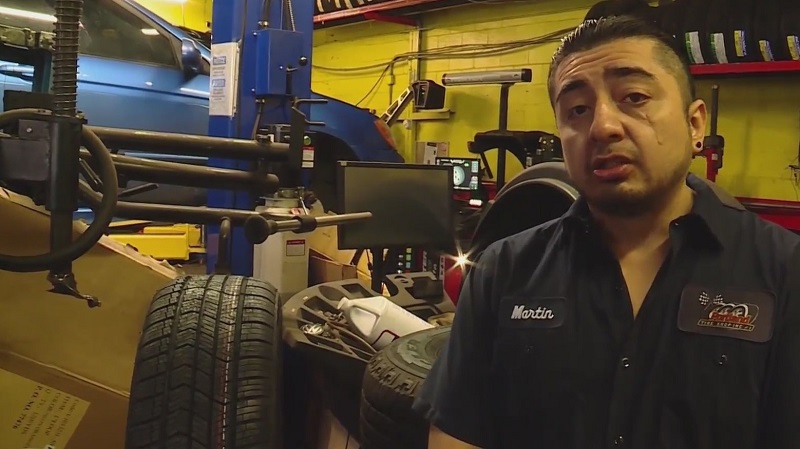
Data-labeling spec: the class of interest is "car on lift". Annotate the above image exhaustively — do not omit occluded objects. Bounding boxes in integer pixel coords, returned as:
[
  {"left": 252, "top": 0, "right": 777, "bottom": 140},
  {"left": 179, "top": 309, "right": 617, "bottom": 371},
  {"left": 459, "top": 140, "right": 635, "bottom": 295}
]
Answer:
[{"left": 0, "top": 0, "right": 403, "bottom": 210}]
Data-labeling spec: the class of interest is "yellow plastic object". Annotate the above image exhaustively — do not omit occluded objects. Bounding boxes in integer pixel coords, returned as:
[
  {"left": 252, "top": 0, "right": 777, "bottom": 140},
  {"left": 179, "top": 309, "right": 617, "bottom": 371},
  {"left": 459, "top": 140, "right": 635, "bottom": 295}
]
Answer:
[{"left": 108, "top": 223, "right": 205, "bottom": 261}]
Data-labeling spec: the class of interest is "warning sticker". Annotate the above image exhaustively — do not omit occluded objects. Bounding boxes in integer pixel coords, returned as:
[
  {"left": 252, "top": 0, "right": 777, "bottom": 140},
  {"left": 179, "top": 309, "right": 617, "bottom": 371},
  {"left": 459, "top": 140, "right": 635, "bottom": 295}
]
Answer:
[
  {"left": 285, "top": 239, "right": 306, "bottom": 257},
  {"left": 0, "top": 369, "right": 89, "bottom": 449}
]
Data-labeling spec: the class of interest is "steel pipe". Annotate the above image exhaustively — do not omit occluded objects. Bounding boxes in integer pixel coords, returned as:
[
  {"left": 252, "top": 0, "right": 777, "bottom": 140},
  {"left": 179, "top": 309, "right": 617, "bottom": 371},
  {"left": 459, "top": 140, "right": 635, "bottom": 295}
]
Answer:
[
  {"left": 81, "top": 150, "right": 279, "bottom": 193},
  {"left": 78, "top": 180, "right": 372, "bottom": 228},
  {"left": 88, "top": 126, "right": 289, "bottom": 160}
]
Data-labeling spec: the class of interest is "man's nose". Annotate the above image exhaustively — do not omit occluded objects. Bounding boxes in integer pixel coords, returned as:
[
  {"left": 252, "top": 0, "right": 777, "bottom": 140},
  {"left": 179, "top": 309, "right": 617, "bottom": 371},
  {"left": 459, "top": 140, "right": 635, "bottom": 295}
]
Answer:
[{"left": 589, "top": 101, "right": 624, "bottom": 144}]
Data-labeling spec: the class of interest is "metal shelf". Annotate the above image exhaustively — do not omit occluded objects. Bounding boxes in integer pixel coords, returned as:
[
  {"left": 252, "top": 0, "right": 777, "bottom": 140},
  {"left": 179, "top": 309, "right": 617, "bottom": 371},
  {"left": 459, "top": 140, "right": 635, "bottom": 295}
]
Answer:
[
  {"left": 314, "top": 0, "right": 461, "bottom": 26},
  {"left": 690, "top": 61, "right": 800, "bottom": 76}
]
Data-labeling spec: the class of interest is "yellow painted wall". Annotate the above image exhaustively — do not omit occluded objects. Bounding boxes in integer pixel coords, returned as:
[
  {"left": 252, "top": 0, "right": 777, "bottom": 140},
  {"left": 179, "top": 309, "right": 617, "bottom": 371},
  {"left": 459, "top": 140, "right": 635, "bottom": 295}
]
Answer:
[
  {"left": 311, "top": 0, "right": 800, "bottom": 202},
  {"left": 135, "top": 0, "right": 210, "bottom": 31}
]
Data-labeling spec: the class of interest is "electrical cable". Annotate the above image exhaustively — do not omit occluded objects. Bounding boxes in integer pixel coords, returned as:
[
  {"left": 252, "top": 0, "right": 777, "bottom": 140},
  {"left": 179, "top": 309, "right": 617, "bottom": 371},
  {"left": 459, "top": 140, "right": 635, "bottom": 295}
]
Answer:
[
  {"left": 313, "top": 26, "right": 572, "bottom": 73},
  {"left": 0, "top": 109, "right": 118, "bottom": 272},
  {"left": 317, "top": 26, "right": 572, "bottom": 105}
]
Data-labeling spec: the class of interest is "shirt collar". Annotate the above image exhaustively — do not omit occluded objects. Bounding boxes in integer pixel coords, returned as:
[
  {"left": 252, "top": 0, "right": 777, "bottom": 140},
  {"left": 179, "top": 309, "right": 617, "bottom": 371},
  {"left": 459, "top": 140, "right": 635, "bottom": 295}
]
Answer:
[{"left": 562, "top": 173, "right": 743, "bottom": 249}]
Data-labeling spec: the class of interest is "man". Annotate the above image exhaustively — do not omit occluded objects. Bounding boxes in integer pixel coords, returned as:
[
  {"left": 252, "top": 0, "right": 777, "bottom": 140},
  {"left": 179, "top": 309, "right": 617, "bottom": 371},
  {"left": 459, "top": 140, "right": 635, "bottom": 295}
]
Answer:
[{"left": 412, "top": 15, "right": 800, "bottom": 449}]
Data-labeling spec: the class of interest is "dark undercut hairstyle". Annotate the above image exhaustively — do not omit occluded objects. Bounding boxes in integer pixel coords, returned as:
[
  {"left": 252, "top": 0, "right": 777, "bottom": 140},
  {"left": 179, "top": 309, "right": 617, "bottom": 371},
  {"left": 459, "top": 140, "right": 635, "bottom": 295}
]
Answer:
[{"left": 547, "top": 15, "right": 696, "bottom": 109}]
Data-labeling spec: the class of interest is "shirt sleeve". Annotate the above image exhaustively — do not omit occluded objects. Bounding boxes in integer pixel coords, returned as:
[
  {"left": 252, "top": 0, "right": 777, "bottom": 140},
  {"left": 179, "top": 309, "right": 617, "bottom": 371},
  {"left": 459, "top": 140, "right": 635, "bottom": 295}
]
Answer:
[
  {"left": 759, "top": 243, "right": 800, "bottom": 447},
  {"left": 411, "top": 245, "right": 500, "bottom": 448}
]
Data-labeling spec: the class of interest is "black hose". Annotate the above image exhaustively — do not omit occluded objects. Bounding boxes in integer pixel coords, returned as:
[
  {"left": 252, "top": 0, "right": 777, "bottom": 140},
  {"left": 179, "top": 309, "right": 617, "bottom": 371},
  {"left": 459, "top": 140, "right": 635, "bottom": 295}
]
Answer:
[{"left": 0, "top": 109, "right": 118, "bottom": 272}]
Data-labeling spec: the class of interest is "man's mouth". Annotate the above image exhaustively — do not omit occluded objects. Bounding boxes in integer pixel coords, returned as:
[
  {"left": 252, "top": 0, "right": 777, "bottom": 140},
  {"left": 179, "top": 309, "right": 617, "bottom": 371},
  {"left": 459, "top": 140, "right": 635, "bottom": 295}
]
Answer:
[{"left": 591, "top": 156, "right": 633, "bottom": 181}]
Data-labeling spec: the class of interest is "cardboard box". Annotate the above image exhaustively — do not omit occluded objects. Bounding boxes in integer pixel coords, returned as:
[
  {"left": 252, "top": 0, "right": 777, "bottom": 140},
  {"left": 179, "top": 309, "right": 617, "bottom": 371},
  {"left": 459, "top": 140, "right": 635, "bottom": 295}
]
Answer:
[
  {"left": 309, "top": 249, "right": 358, "bottom": 285},
  {"left": 305, "top": 216, "right": 372, "bottom": 283},
  {"left": 317, "top": 408, "right": 360, "bottom": 449},
  {"left": 0, "top": 189, "right": 178, "bottom": 449}
]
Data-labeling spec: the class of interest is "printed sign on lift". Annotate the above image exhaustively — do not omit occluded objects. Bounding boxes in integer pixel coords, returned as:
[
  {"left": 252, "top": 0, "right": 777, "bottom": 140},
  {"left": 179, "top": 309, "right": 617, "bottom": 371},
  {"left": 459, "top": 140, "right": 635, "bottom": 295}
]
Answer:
[{"left": 285, "top": 239, "right": 306, "bottom": 257}]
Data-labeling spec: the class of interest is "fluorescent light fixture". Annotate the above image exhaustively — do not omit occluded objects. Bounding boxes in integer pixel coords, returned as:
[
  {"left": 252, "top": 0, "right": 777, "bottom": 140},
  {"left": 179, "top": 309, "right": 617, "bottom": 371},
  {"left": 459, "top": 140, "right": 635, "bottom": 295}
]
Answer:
[
  {"left": 442, "top": 69, "right": 533, "bottom": 86},
  {"left": 0, "top": 6, "right": 56, "bottom": 23},
  {"left": 141, "top": 28, "right": 159, "bottom": 35}
]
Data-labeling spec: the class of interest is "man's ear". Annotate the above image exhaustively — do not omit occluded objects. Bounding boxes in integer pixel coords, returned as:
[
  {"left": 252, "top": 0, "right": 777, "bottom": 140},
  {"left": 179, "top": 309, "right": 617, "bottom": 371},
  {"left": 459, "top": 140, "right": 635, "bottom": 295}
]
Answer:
[{"left": 688, "top": 99, "right": 707, "bottom": 156}]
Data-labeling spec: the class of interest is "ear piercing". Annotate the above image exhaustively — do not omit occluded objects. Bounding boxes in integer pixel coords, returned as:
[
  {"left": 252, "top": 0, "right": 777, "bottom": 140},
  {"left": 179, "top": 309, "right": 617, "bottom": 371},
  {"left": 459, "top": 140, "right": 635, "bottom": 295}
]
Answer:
[{"left": 695, "top": 141, "right": 703, "bottom": 149}]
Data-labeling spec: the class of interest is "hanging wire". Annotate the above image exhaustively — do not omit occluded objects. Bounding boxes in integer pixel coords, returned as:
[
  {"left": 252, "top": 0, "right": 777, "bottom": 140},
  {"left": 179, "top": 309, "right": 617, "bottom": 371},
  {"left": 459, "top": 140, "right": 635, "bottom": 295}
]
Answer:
[{"left": 313, "top": 26, "right": 574, "bottom": 105}]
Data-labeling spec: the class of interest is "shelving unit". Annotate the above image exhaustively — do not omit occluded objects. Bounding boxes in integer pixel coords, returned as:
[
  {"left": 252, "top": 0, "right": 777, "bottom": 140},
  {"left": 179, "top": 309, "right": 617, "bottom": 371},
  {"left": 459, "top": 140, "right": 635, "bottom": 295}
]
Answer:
[
  {"left": 690, "top": 60, "right": 800, "bottom": 76},
  {"left": 314, "top": 0, "right": 464, "bottom": 27}
]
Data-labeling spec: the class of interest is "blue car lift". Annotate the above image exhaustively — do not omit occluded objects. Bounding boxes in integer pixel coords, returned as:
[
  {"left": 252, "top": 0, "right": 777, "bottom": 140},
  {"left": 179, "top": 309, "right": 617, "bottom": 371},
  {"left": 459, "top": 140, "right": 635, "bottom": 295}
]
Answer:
[{"left": 207, "top": 1, "right": 316, "bottom": 275}]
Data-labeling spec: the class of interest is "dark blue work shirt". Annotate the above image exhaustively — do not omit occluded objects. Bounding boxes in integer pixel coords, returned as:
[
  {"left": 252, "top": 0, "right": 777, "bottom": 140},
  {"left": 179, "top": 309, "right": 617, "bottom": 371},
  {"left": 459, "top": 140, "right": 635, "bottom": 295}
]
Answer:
[{"left": 412, "top": 174, "right": 800, "bottom": 449}]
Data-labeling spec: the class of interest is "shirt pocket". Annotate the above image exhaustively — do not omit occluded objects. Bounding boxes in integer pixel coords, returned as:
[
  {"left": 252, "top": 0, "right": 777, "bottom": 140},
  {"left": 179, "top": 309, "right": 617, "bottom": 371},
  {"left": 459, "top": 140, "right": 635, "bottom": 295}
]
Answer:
[
  {"left": 492, "top": 295, "right": 578, "bottom": 414},
  {"left": 660, "top": 331, "right": 770, "bottom": 444}
]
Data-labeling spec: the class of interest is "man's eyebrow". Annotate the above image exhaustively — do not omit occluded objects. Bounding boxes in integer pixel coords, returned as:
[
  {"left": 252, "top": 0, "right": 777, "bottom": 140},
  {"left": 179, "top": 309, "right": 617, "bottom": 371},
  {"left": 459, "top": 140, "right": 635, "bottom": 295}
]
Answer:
[
  {"left": 555, "top": 79, "right": 587, "bottom": 104},
  {"left": 554, "top": 66, "right": 656, "bottom": 104},
  {"left": 605, "top": 66, "right": 656, "bottom": 81}
]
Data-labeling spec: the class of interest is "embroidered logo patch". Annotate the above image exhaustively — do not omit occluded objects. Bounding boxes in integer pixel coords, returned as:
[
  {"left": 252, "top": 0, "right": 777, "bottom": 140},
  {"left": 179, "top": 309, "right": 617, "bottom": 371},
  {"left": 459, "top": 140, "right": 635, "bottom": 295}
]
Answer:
[{"left": 678, "top": 285, "right": 776, "bottom": 343}]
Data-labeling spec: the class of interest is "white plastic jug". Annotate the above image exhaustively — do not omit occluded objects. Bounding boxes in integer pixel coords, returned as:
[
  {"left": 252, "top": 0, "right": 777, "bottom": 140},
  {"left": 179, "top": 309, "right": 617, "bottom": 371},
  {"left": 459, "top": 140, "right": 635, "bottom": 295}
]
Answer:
[{"left": 337, "top": 296, "right": 434, "bottom": 350}]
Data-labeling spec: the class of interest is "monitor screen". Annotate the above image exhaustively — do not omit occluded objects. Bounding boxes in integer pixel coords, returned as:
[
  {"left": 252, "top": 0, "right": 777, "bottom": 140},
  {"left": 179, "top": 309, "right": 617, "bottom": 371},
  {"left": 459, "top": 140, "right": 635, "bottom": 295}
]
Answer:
[
  {"left": 435, "top": 157, "right": 480, "bottom": 191},
  {"left": 337, "top": 161, "right": 455, "bottom": 251}
]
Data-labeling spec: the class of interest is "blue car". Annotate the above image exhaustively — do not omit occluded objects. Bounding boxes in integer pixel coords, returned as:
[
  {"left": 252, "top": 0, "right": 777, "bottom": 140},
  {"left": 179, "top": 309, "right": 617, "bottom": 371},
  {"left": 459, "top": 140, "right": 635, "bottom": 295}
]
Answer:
[{"left": 0, "top": 0, "right": 403, "bottom": 209}]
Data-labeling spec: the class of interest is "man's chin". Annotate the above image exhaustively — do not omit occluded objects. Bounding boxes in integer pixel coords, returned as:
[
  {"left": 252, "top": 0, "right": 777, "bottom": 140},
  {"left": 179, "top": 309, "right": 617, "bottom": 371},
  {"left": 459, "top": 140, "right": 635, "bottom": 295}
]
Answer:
[{"left": 584, "top": 191, "right": 653, "bottom": 217}]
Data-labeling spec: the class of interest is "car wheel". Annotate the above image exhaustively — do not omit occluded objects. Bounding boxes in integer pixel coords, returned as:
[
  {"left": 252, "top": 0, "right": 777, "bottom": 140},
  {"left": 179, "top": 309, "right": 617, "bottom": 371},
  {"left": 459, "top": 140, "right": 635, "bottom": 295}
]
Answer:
[
  {"left": 360, "top": 326, "right": 451, "bottom": 449},
  {"left": 125, "top": 275, "right": 283, "bottom": 449}
]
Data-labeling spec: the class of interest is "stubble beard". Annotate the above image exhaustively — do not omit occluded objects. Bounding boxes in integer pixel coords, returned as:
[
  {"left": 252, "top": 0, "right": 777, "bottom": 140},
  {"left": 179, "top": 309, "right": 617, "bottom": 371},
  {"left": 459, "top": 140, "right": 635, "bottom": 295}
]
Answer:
[{"left": 582, "top": 152, "right": 693, "bottom": 219}]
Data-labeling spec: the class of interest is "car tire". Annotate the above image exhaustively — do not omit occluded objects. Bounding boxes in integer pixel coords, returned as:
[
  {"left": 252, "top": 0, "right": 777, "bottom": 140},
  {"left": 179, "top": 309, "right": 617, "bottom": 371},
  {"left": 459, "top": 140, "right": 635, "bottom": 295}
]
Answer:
[
  {"left": 125, "top": 275, "right": 283, "bottom": 449},
  {"left": 780, "top": 0, "right": 800, "bottom": 61},
  {"left": 359, "top": 326, "right": 451, "bottom": 449}
]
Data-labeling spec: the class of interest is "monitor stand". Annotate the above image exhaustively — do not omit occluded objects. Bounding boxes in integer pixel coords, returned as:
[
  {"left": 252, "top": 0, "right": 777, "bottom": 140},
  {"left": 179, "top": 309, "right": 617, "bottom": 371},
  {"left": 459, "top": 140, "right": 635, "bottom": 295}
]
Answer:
[{"left": 370, "top": 247, "right": 386, "bottom": 293}]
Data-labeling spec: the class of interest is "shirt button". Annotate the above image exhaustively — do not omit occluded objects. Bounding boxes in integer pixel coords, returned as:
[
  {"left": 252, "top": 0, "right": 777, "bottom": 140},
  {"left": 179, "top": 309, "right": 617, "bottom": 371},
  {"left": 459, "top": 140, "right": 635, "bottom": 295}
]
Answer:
[
  {"left": 614, "top": 435, "right": 625, "bottom": 446},
  {"left": 621, "top": 357, "right": 631, "bottom": 369}
]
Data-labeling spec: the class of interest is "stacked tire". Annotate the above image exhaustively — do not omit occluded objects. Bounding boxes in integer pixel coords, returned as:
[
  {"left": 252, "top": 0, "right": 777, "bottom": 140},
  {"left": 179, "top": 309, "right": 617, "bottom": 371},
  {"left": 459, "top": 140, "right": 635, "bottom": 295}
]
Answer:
[
  {"left": 587, "top": 0, "right": 798, "bottom": 64},
  {"left": 315, "top": 0, "right": 394, "bottom": 15},
  {"left": 359, "top": 327, "right": 451, "bottom": 449}
]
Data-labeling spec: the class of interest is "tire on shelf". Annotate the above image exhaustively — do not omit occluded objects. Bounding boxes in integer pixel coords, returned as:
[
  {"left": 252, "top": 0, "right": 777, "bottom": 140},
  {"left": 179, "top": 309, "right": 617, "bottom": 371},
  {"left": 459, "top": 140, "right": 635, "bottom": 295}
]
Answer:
[
  {"left": 780, "top": 0, "right": 800, "bottom": 61},
  {"left": 752, "top": 0, "right": 786, "bottom": 61},
  {"left": 583, "top": 0, "right": 653, "bottom": 22},
  {"left": 653, "top": 0, "right": 678, "bottom": 36},
  {"left": 125, "top": 275, "right": 283, "bottom": 449},
  {"left": 702, "top": 0, "right": 731, "bottom": 64},
  {"left": 724, "top": 0, "right": 760, "bottom": 63},
  {"left": 678, "top": 0, "right": 713, "bottom": 65},
  {"left": 359, "top": 326, "right": 451, "bottom": 449}
]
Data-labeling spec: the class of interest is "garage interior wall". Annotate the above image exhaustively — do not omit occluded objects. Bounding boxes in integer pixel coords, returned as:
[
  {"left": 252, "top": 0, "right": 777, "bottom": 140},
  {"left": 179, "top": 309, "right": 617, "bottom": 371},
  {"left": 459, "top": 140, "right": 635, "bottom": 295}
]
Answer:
[
  {"left": 136, "top": 0, "right": 211, "bottom": 31},
  {"left": 171, "top": 0, "right": 800, "bottom": 202}
]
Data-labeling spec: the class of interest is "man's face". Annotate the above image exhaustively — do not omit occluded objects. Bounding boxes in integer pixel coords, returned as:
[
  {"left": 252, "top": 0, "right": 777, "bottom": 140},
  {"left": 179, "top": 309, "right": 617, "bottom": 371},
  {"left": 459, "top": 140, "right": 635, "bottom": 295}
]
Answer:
[{"left": 551, "top": 37, "right": 706, "bottom": 216}]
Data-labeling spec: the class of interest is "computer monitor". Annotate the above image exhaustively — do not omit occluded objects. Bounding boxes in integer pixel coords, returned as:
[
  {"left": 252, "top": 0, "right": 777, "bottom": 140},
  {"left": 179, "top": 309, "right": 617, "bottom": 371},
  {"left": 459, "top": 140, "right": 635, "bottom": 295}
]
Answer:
[
  {"left": 435, "top": 157, "right": 481, "bottom": 191},
  {"left": 337, "top": 161, "right": 455, "bottom": 251}
]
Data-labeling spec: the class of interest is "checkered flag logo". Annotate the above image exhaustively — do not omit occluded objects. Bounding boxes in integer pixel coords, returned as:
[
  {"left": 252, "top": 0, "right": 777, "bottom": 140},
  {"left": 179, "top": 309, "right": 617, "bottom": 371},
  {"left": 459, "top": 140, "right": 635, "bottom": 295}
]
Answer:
[
  {"left": 713, "top": 294, "right": 724, "bottom": 305},
  {"left": 699, "top": 291, "right": 710, "bottom": 306}
]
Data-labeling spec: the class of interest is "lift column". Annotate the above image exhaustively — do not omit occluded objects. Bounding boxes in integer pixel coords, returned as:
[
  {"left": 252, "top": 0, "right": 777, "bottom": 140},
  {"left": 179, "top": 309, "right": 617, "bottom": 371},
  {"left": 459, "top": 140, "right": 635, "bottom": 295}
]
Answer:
[{"left": 207, "top": 0, "right": 315, "bottom": 275}]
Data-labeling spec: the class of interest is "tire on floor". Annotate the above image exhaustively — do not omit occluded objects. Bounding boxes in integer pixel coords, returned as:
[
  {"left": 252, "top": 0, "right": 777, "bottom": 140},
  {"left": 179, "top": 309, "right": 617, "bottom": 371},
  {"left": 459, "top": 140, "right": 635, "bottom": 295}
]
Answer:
[
  {"left": 125, "top": 275, "right": 282, "bottom": 449},
  {"left": 359, "top": 326, "right": 451, "bottom": 449}
]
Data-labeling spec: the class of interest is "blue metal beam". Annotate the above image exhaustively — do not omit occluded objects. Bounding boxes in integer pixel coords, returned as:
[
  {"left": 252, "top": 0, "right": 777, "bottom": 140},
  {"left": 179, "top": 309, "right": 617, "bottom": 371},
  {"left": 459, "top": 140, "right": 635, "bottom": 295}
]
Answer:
[{"left": 207, "top": 0, "right": 315, "bottom": 275}]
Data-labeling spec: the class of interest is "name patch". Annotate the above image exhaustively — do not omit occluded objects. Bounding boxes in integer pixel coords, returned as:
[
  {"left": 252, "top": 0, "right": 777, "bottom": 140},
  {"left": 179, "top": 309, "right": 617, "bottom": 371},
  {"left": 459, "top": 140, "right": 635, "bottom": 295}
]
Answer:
[
  {"left": 677, "top": 285, "right": 776, "bottom": 343},
  {"left": 499, "top": 296, "right": 567, "bottom": 329}
]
